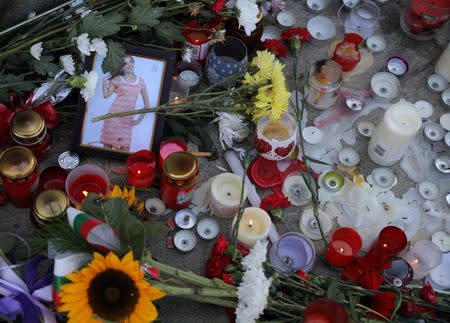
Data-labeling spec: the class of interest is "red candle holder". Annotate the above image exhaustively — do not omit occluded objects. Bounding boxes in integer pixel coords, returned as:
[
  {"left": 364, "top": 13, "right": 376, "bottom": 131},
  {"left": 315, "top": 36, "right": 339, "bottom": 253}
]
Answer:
[
  {"left": 333, "top": 33, "right": 363, "bottom": 72},
  {"left": 325, "top": 227, "right": 362, "bottom": 267},
  {"left": 126, "top": 150, "right": 156, "bottom": 188},
  {"left": 303, "top": 298, "right": 349, "bottom": 323},
  {"left": 182, "top": 22, "right": 212, "bottom": 65},
  {"left": 65, "top": 165, "right": 110, "bottom": 206},
  {"left": 366, "top": 226, "right": 407, "bottom": 262},
  {"left": 158, "top": 139, "right": 187, "bottom": 174},
  {"left": 38, "top": 166, "right": 67, "bottom": 193}
]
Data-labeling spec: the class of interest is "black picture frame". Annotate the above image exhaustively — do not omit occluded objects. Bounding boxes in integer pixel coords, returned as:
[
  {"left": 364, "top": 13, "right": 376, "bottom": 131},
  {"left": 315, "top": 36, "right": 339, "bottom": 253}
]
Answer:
[{"left": 72, "top": 43, "right": 175, "bottom": 159}]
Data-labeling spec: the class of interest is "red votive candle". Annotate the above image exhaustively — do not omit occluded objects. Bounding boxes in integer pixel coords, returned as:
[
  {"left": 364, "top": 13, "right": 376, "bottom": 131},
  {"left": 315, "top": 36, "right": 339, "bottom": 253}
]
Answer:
[
  {"left": 325, "top": 227, "right": 362, "bottom": 267},
  {"left": 366, "top": 226, "right": 407, "bottom": 261},
  {"left": 65, "top": 165, "right": 110, "bottom": 206},
  {"left": 303, "top": 298, "right": 348, "bottom": 323},
  {"left": 38, "top": 166, "right": 67, "bottom": 193},
  {"left": 158, "top": 139, "right": 187, "bottom": 174},
  {"left": 126, "top": 150, "right": 156, "bottom": 188},
  {"left": 183, "top": 22, "right": 212, "bottom": 64}
]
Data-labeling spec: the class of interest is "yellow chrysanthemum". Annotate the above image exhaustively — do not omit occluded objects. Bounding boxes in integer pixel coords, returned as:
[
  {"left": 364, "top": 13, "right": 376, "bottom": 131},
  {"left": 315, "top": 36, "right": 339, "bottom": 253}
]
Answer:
[
  {"left": 107, "top": 185, "right": 145, "bottom": 215},
  {"left": 250, "top": 50, "right": 276, "bottom": 72},
  {"left": 59, "top": 251, "right": 165, "bottom": 323}
]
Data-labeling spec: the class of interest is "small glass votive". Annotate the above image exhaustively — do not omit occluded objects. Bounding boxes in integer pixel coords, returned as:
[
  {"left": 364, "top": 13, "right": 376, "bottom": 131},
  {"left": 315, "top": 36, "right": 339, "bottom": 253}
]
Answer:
[
  {"left": 175, "top": 209, "right": 197, "bottom": 229},
  {"left": 254, "top": 112, "right": 298, "bottom": 161},
  {"left": 303, "top": 298, "right": 349, "bottom": 323},
  {"left": 126, "top": 150, "right": 156, "bottom": 188},
  {"left": 325, "top": 227, "right": 362, "bottom": 267},
  {"left": 177, "top": 60, "right": 203, "bottom": 90},
  {"left": 366, "top": 226, "right": 407, "bottom": 262},
  {"left": 169, "top": 76, "right": 189, "bottom": 105},
  {"left": 174, "top": 230, "right": 197, "bottom": 252},
  {"left": 404, "top": 240, "right": 443, "bottom": 280},
  {"left": 305, "top": 59, "right": 343, "bottom": 109},
  {"left": 197, "top": 218, "right": 219, "bottom": 240},
  {"left": 383, "top": 257, "right": 414, "bottom": 288},
  {"left": 370, "top": 72, "right": 401, "bottom": 103},
  {"left": 65, "top": 164, "right": 110, "bottom": 206},
  {"left": 385, "top": 56, "right": 409, "bottom": 77},
  {"left": 269, "top": 232, "right": 316, "bottom": 273}
]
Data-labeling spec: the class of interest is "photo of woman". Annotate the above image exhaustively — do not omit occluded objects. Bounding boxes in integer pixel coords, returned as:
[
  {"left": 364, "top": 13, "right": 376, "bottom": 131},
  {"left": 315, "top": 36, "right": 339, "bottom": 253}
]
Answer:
[{"left": 100, "top": 55, "right": 149, "bottom": 151}]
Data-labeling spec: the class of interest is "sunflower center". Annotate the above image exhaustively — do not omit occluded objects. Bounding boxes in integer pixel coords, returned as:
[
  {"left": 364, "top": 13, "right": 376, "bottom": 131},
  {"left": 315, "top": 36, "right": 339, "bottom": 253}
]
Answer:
[{"left": 88, "top": 268, "right": 139, "bottom": 321}]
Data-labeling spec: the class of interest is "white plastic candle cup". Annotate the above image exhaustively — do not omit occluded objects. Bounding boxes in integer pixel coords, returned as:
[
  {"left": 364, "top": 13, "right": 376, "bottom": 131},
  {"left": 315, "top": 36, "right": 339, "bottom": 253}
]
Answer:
[
  {"left": 440, "top": 113, "right": 450, "bottom": 131},
  {"left": 403, "top": 240, "right": 443, "bottom": 280},
  {"left": 174, "top": 230, "right": 197, "bottom": 252},
  {"left": 276, "top": 10, "right": 296, "bottom": 28},
  {"left": 343, "top": 0, "right": 360, "bottom": 9},
  {"left": 306, "top": 0, "right": 327, "bottom": 13},
  {"left": 426, "top": 264, "right": 450, "bottom": 291},
  {"left": 423, "top": 122, "right": 446, "bottom": 142},
  {"left": 299, "top": 208, "right": 332, "bottom": 240},
  {"left": 427, "top": 74, "right": 448, "bottom": 93},
  {"left": 175, "top": 209, "right": 197, "bottom": 229},
  {"left": 417, "top": 181, "right": 440, "bottom": 200},
  {"left": 370, "top": 72, "right": 401, "bottom": 103},
  {"left": 338, "top": 148, "right": 360, "bottom": 167},
  {"left": 282, "top": 173, "right": 311, "bottom": 206},
  {"left": 197, "top": 218, "right": 219, "bottom": 240},
  {"left": 231, "top": 207, "right": 271, "bottom": 248},
  {"left": 371, "top": 167, "right": 396, "bottom": 188},
  {"left": 208, "top": 173, "right": 248, "bottom": 218},
  {"left": 302, "top": 126, "right": 323, "bottom": 145},
  {"left": 385, "top": 56, "right": 409, "bottom": 77},
  {"left": 307, "top": 16, "right": 336, "bottom": 45},
  {"left": 442, "top": 89, "right": 450, "bottom": 108},
  {"left": 368, "top": 101, "right": 422, "bottom": 166},
  {"left": 355, "top": 119, "right": 376, "bottom": 138},
  {"left": 431, "top": 231, "right": 450, "bottom": 253},
  {"left": 366, "top": 35, "right": 386, "bottom": 54},
  {"left": 414, "top": 100, "right": 434, "bottom": 120}
]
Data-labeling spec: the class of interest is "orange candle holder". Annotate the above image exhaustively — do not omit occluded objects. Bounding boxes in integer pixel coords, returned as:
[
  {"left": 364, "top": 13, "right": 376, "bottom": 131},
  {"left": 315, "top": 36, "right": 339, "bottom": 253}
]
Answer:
[
  {"left": 325, "top": 227, "right": 362, "bottom": 267},
  {"left": 126, "top": 150, "right": 156, "bottom": 188}
]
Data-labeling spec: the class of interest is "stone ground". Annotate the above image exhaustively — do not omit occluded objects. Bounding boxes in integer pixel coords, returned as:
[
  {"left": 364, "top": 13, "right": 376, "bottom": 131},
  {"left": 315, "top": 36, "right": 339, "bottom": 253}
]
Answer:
[{"left": 1, "top": 1, "right": 449, "bottom": 322}]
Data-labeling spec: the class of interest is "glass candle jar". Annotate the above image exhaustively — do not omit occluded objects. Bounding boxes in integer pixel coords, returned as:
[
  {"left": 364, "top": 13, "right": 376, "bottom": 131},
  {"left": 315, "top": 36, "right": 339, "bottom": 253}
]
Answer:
[
  {"left": 305, "top": 59, "right": 343, "bottom": 109},
  {"left": 158, "top": 138, "right": 188, "bottom": 175},
  {"left": 341, "top": 0, "right": 380, "bottom": 39},
  {"left": 404, "top": 240, "right": 443, "bottom": 279},
  {"left": 160, "top": 151, "right": 199, "bottom": 210},
  {"left": 30, "top": 189, "right": 69, "bottom": 228},
  {"left": 182, "top": 22, "right": 212, "bottom": 64},
  {"left": 325, "top": 227, "right": 362, "bottom": 267},
  {"left": 400, "top": 0, "right": 450, "bottom": 41},
  {"left": 9, "top": 110, "right": 52, "bottom": 162},
  {"left": 126, "top": 150, "right": 156, "bottom": 188},
  {"left": 0, "top": 146, "right": 39, "bottom": 208}
]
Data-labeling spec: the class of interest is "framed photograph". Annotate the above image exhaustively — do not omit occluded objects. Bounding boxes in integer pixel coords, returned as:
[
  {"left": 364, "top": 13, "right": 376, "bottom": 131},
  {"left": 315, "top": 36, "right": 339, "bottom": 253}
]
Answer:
[{"left": 72, "top": 43, "right": 175, "bottom": 159}]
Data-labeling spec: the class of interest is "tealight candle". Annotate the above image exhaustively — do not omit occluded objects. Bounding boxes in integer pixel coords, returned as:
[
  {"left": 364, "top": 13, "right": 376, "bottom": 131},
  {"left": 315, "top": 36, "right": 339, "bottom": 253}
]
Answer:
[
  {"left": 418, "top": 181, "right": 440, "bottom": 200},
  {"left": 276, "top": 11, "right": 296, "bottom": 28},
  {"left": 282, "top": 173, "right": 311, "bottom": 206},
  {"left": 299, "top": 208, "right": 332, "bottom": 240},
  {"left": 368, "top": 101, "right": 422, "bottom": 166},
  {"left": 320, "top": 170, "right": 345, "bottom": 193},
  {"left": 197, "top": 218, "right": 219, "bottom": 240},
  {"left": 302, "top": 126, "right": 323, "bottom": 145},
  {"left": 440, "top": 113, "right": 450, "bottom": 131},
  {"left": 303, "top": 298, "right": 349, "bottom": 323},
  {"left": 307, "top": 16, "right": 336, "bottom": 42},
  {"left": 306, "top": 0, "right": 327, "bottom": 13},
  {"left": 231, "top": 207, "right": 271, "bottom": 248},
  {"left": 338, "top": 148, "right": 360, "bottom": 167},
  {"left": 269, "top": 232, "right": 316, "bottom": 273},
  {"left": 356, "top": 119, "right": 376, "bottom": 138},
  {"left": 65, "top": 164, "right": 110, "bottom": 206},
  {"left": 126, "top": 150, "right": 156, "bottom": 188},
  {"left": 427, "top": 74, "right": 447, "bottom": 93},
  {"left": 175, "top": 209, "right": 197, "bottom": 229},
  {"left": 385, "top": 56, "right": 409, "bottom": 77},
  {"left": 414, "top": 100, "right": 434, "bottom": 120},
  {"left": 431, "top": 231, "right": 450, "bottom": 253},
  {"left": 58, "top": 151, "right": 79, "bottom": 170},
  {"left": 426, "top": 263, "right": 450, "bottom": 291},
  {"left": 144, "top": 198, "right": 166, "bottom": 216},
  {"left": 174, "top": 230, "right": 197, "bottom": 252},
  {"left": 325, "top": 227, "right": 362, "bottom": 267},
  {"left": 404, "top": 240, "right": 443, "bottom": 280},
  {"left": 371, "top": 167, "right": 396, "bottom": 188},
  {"left": 208, "top": 173, "right": 247, "bottom": 218},
  {"left": 366, "top": 35, "right": 386, "bottom": 54},
  {"left": 370, "top": 72, "right": 401, "bottom": 103},
  {"left": 383, "top": 258, "right": 414, "bottom": 288},
  {"left": 423, "top": 122, "right": 445, "bottom": 142}
]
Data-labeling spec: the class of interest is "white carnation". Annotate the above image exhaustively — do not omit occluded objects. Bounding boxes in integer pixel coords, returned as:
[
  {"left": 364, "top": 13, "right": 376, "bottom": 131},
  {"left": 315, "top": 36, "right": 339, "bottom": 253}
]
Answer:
[
  {"left": 236, "top": 0, "right": 259, "bottom": 36},
  {"left": 212, "top": 112, "right": 249, "bottom": 149},
  {"left": 60, "top": 55, "right": 75, "bottom": 75},
  {"left": 30, "top": 42, "right": 43, "bottom": 60},
  {"left": 80, "top": 71, "right": 98, "bottom": 101},
  {"left": 241, "top": 240, "right": 268, "bottom": 270},
  {"left": 72, "top": 33, "right": 92, "bottom": 56},
  {"left": 91, "top": 38, "right": 108, "bottom": 57}
]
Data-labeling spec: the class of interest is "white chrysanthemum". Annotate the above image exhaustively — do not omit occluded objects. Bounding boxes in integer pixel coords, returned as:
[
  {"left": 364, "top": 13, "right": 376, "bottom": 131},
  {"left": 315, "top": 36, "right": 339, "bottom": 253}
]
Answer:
[
  {"left": 30, "top": 42, "right": 43, "bottom": 60},
  {"left": 181, "top": 47, "right": 192, "bottom": 63},
  {"left": 236, "top": 0, "right": 259, "bottom": 36},
  {"left": 75, "top": 6, "right": 92, "bottom": 18},
  {"left": 235, "top": 241, "right": 271, "bottom": 323},
  {"left": 72, "top": 33, "right": 92, "bottom": 56},
  {"left": 226, "top": 0, "right": 237, "bottom": 8},
  {"left": 80, "top": 71, "right": 98, "bottom": 101},
  {"left": 212, "top": 112, "right": 249, "bottom": 149},
  {"left": 91, "top": 38, "right": 108, "bottom": 57},
  {"left": 60, "top": 55, "right": 75, "bottom": 75}
]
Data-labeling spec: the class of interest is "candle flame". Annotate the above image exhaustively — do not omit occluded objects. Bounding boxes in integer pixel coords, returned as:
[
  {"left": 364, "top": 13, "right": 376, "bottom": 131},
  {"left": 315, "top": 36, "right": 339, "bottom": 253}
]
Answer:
[
  {"left": 338, "top": 248, "right": 344, "bottom": 253},
  {"left": 413, "top": 259, "right": 419, "bottom": 265},
  {"left": 383, "top": 243, "right": 387, "bottom": 248},
  {"left": 248, "top": 220, "right": 253, "bottom": 228},
  {"left": 138, "top": 170, "right": 141, "bottom": 174},
  {"left": 174, "top": 96, "right": 179, "bottom": 100},
  {"left": 82, "top": 191, "right": 88, "bottom": 197}
]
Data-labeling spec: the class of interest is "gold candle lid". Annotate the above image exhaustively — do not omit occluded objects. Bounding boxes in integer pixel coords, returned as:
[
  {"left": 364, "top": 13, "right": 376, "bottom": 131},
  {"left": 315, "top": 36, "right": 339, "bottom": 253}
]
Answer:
[
  {"left": 33, "top": 189, "right": 69, "bottom": 220},
  {"left": 10, "top": 110, "right": 45, "bottom": 139},
  {"left": 0, "top": 146, "right": 37, "bottom": 179},
  {"left": 163, "top": 151, "right": 198, "bottom": 180}
]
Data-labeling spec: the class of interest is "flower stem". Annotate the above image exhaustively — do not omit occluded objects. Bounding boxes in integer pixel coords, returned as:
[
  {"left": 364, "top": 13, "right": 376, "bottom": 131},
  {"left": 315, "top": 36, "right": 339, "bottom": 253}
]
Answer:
[{"left": 151, "top": 282, "right": 237, "bottom": 298}]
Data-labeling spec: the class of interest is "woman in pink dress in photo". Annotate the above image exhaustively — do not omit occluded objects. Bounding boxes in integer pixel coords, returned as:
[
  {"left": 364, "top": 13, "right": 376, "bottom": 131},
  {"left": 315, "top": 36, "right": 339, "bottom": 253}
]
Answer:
[{"left": 100, "top": 55, "right": 149, "bottom": 151}]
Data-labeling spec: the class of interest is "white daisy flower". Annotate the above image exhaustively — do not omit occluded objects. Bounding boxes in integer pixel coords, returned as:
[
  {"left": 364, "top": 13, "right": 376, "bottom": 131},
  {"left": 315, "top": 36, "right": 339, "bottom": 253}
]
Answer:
[
  {"left": 30, "top": 42, "right": 43, "bottom": 60},
  {"left": 80, "top": 71, "right": 98, "bottom": 101},
  {"left": 72, "top": 33, "right": 92, "bottom": 56},
  {"left": 60, "top": 55, "right": 75, "bottom": 75},
  {"left": 236, "top": 0, "right": 259, "bottom": 36},
  {"left": 91, "top": 38, "right": 108, "bottom": 57}
]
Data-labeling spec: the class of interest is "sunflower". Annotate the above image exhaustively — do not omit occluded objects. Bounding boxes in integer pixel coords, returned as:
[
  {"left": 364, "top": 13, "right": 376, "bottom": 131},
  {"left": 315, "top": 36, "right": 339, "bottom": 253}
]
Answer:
[
  {"left": 59, "top": 251, "right": 165, "bottom": 322},
  {"left": 107, "top": 185, "right": 145, "bottom": 216}
]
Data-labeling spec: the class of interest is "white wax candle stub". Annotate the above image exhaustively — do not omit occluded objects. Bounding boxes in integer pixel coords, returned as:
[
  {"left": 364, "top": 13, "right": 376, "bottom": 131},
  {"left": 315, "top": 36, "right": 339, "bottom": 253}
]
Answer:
[
  {"left": 209, "top": 173, "right": 247, "bottom": 218},
  {"left": 418, "top": 181, "right": 440, "bottom": 200},
  {"left": 307, "top": 16, "right": 336, "bottom": 41},
  {"left": 277, "top": 11, "right": 296, "bottom": 27},
  {"left": 370, "top": 72, "right": 401, "bottom": 102},
  {"left": 197, "top": 218, "right": 219, "bottom": 240},
  {"left": 427, "top": 74, "right": 448, "bottom": 93},
  {"left": 367, "top": 35, "right": 386, "bottom": 52},
  {"left": 174, "top": 230, "right": 197, "bottom": 252},
  {"left": 386, "top": 58, "right": 408, "bottom": 76},
  {"left": 303, "top": 126, "right": 323, "bottom": 144},
  {"left": 427, "top": 263, "right": 450, "bottom": 290},
  {"left": 424, "top": 122, "right": 446, "bottom": 142},
  {"left": 282, "top": 174, "right": 311, "bottom": 206},
  {"left": 144, "top": 198, "right": 166, "bottom": 215},
  {"left": 443, "top": 89, "right": 450, "bottom": 107},
  {"left": 372, "top": 167, "right": 396, "bottom": 188},
  {"left": 414, "top": 100, "right": 434, "bottom": 120},
  {"left": 179, "top": 70, "right": 200, "bottom": 87},
  {"left": 338, "top": 148, "right": 360, "bottom": 167},
  {"left": 439, "top": 113, "right": 450, "bottom": 131},
  {"left": 175, "top": 209, "right": 197, "bottom": 229},
  {"left": 431, "top": 231, "right": 450, "bottom": 253},
  {"left": 356, "top": 120, "right": 376, "bottom": 138},
  {"left": 299, "top": 208, "right": 332, "bottom": 240}
]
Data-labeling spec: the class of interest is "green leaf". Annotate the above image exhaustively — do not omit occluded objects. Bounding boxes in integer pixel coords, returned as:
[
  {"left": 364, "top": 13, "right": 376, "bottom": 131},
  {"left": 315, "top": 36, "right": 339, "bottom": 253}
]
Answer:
[
  {"left": 142, "top": 220, "right": 170, "bottom": 236},
  {"left": 81, "top": 194, "right": 107, "bottom": 219},
  {"left": 166, "top": 118, "right": 187, "bottom": 136},
  {"left": 134, "top": 0, "right": 150, "bottom": 5},
  {"left": 155, "top": 22, "right": 184, "bottom": 45},
  {"left": 268, "top": 206, "right": 283, "bottom": 222},
  {"left": 194, "top": 125, "right": 218, "bottom": 161},
  {"left": 128, "top": 5, "right": 164, "bottom": 30},
  {"left": 187, "top": 132, "right": 202, "bottom": 146},
  {"left": 0, "top": 71, "right": 36, "bottom": 101},
  {"left": 80, "top": 12, "right": 125, "bottom": 37},
  {"left": 32, "top": 55, "right": 58, "bottom": 76},
  {"left": 348, "top": 294, "right": 359, "bottom": 322},
  {"left": 12, "top": 236, "right": 47, "bottom": 260},
  {"left": 102, "top": 41, "right": 125, "bottom": 76},
  {"left": 0, "top": 234, "right": 17, "bottom": 254},
  {"left": 67, "top": 75, "right": 87, "bottom": 89},
  {"left": 326, "top": 280, "right": 345, "bottom": 304}
]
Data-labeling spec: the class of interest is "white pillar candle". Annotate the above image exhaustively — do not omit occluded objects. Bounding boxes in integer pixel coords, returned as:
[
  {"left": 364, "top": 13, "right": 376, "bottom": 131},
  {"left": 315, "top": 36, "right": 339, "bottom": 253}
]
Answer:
[
  {"left": 368, "top": 101, "right": 422, "bottom": 166},
  {"left": 231, "top": 207, "right": 271, "bottom": 248},
  {"left": 435, "top": 42, "right": 450, "bottom": 82},
  {"left": 208, "top": 173, "right": 248, "bottom": 218}
]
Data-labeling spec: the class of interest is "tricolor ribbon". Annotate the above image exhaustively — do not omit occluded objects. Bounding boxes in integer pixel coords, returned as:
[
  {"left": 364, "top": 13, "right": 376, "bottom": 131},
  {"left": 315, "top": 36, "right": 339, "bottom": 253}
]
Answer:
[
  {"left": 67, "top": 207, "right": 120, "bottom": 253},
  {"left": 0, "top": 91, "right": 59, "bottom": 146},
  {"left": 0, "top": 254, "right": 56, "bottom": 323}
]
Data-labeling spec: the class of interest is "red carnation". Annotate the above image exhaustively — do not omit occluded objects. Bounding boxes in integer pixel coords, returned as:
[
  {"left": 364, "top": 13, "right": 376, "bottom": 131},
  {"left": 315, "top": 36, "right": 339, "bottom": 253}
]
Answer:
[
  {"left": 221, "top": 273, "right": 234, "bottom": 285},
  {"left": 281, "top": 27, "right": 311, "bottom": 55},
  {"left": 420, "top": 281, "right": 437, "bottom": 303},
  {"left": 212, "top": 0, "right": 225, "bottom": 13},
  {"left": 205, "top": 254, "right": 232, "bottom": 278},
  {"left": 260, "top": 192, "right": 290, "bottom": 213},
  {"left": 365, "top": 292, "right": 396, "bottom": 320},
  {"left": 211, "top": 234, "right": 229, "bottom": 256},
  {"left": 296, "top": 269, "right": 309, "bottom": 281},
  {"left": 357, "top": 268, "right": 384, "bottom": 291},
  {"left": 237, "top": 244, "right": 250, "bottom": 256},
  {"left": 262, "top": 39, "right": 287, "bottom": 58},
  {"left": 399, "top": 300, "right": 415, "bottom": 317}
]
